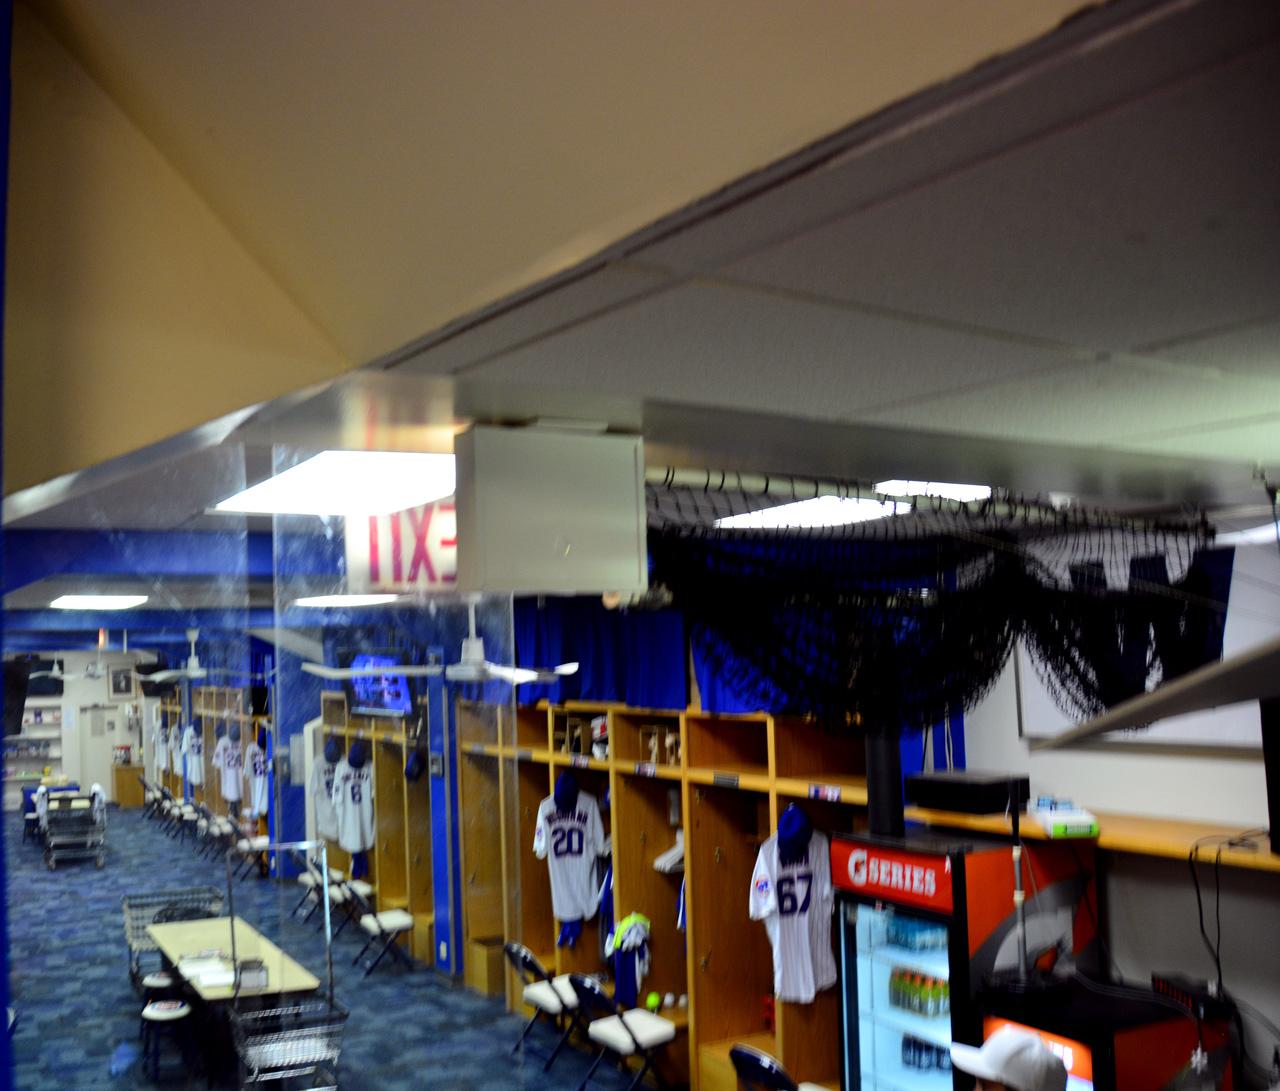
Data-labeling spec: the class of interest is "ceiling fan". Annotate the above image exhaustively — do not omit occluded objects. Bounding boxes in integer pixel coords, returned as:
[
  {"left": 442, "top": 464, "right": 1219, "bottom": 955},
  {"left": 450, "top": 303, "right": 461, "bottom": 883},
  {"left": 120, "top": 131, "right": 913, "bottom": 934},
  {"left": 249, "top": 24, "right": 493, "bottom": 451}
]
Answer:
[
  {"left": 138, "top": 629, "right": 209, "bottom": 682},
  {"left": 444, "top": 597, "right": 578, "bottom": 686},
  {"left": 28, "top": 655, "right": 108, "bottom": 682},
  {"left": 298, "top": 597, "right": 578, "bottom": 686}
]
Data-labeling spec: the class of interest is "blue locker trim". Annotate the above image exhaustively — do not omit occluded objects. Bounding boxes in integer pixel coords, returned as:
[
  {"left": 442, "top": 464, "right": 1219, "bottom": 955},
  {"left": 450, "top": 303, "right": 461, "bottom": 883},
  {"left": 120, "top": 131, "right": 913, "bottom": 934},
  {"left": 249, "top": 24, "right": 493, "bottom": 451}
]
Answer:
[{"left": 427, "top": 656, "right": 463, "bottom": 975}]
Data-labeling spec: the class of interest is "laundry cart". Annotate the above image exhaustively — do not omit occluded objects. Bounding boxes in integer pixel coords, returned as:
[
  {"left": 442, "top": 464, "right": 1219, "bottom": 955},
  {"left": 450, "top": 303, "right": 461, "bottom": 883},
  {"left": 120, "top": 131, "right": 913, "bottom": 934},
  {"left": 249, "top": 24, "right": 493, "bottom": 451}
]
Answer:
[
  {"left": 230, "top": 999, "right": 349, "bottom": 1090},
  {"left": 42, "top": 791, "right": 106, "bottom": 870}
]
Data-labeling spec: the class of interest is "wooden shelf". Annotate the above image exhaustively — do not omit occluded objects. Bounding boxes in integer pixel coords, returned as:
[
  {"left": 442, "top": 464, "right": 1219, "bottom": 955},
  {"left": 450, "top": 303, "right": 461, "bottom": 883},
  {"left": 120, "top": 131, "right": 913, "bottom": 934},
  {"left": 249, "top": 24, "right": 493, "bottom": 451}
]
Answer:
[
  {"left": 775, "top": 774, "right": 869, "bottom": 805},
  {"left": 904, "top": 807, "right": 1280, "bottom": 874}
]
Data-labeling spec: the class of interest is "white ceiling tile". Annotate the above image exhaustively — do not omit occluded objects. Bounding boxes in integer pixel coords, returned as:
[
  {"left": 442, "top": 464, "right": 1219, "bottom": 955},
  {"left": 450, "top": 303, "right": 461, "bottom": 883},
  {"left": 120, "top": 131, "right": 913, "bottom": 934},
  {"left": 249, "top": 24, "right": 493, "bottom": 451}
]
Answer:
[
  {"left": 1136, "top": 315, "right": 1280, "bottom": 381},
  {"left": 464, "top": 280, "right": 1079, "bottom": 422},
  {"left": 1112, "top": 415, "right": 1280, "bottom": 464},
  {"left": 723, "top": 43, "right": 1280, "bottom": 353},
  {"left": 858, "top": 359, "right": 1280, "bottom": 463}
]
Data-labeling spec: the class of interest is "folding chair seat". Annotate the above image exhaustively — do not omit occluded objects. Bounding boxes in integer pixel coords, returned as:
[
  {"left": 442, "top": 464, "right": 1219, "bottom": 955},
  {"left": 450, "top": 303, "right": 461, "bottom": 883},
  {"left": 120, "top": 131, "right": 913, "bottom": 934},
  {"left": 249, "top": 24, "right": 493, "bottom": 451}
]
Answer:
[
  {"left": 348, "top": 887, "right": 414, "bottom": 975},
  {"left": 289, "top": 854, "right": 354, "bottom": 931},
  {"left": 336, "top": 878, "right": 373, "bottom": 935},
  {"left": 202, "top": 811, "right": 238, "bottom": 859},
  {"left": 730, "top": 1043, "right": 826, "bottom": 1091},
  {"left": 503, "top": 942, "right": 582, "bottom": 1071},
  {"left": 140, "top": 777, "right": 161, "bottom": 818},
  {"left": 157, "top": 790, "right": 181, "bottom": 835},
  {"left": 232, "top": 832, "right": 270, "bottom": 880},
  {"left": 177, "top": 805, "right": 200, "bottom": 844},
  {"left": 569, "top": 973, "right": 675, "bottom": 1091}
]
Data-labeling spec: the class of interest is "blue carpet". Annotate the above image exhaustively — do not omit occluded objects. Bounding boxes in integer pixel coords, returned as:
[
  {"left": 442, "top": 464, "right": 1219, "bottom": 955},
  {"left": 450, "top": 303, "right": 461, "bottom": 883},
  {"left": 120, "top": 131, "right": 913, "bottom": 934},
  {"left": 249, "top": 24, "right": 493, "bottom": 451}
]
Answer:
[{"left": 5, "top": 806, "right": 637, "bottom": 1091}]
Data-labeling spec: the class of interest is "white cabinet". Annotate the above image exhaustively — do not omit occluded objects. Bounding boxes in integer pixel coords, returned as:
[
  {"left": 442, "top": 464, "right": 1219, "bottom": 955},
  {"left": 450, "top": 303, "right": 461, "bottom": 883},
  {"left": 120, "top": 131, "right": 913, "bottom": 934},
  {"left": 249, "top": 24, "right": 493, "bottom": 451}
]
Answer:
[{"left": 3, "top": 703, "right": 67, "bottom": 811}]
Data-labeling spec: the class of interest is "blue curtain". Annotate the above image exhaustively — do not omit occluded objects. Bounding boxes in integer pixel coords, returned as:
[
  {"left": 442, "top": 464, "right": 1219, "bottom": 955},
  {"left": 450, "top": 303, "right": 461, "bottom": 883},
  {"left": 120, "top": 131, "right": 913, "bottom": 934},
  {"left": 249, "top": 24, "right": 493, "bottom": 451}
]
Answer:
[{"left": 514, "top": 597, "right": 686, "bottom": 710}]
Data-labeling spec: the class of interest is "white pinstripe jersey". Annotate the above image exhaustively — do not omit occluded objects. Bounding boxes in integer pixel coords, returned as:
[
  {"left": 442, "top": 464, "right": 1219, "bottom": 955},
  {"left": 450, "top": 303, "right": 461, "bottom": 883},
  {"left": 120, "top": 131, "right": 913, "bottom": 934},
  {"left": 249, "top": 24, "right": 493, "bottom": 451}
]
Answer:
[
  {"left": 533, "top": 792, "right": 605, "bottom": 921},
  {"left": 244, "top": 742, "right": 270, "bottom": 816},
  {"left": 213, "top": 738, "right": 243, "bottom": 802},
  {"left": 749, "top": 830, "right": 836, "bottom": 1003},
  {"left": 181, "top": 726, "right": 204, "bottom": 786},
  {"left": 330, "top": 758, "right": 374, "bottom": 853}
]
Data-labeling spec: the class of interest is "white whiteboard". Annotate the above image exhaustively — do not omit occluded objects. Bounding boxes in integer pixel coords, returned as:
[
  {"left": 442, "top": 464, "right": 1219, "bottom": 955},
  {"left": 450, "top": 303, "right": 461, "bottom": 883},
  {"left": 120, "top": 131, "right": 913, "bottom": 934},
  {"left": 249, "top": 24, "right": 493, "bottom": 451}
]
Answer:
[{"left": 1018, "top": 542, "right": 1280, "bottom": 748}]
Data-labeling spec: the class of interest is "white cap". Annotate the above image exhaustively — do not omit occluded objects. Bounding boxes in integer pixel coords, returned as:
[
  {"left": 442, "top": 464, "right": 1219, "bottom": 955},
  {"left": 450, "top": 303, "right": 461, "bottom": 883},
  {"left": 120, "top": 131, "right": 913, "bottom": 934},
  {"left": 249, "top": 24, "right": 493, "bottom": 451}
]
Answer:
[{"left": 950, "top": 1027, "right": 1067, "bottom": 1091}]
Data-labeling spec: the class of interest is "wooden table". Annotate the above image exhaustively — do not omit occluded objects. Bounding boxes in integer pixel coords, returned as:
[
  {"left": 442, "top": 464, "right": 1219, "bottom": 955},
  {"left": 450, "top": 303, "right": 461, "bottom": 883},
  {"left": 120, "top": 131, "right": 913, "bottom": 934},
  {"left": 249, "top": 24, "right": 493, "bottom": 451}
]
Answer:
[{"left": 146, "top": 916, "right": 321, "bottom": 1001}]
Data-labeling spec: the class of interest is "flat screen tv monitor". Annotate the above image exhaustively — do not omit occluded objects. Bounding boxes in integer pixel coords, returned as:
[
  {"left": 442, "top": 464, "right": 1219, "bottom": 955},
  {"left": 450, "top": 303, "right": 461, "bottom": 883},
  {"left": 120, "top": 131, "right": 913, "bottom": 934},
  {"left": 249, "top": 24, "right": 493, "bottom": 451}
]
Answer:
[
  {"left": 338, "top": 649, "right": 413, "bottom": 718},
  {"left": 984, "top": 1016, "right": 1094, "bottom": 1091}
]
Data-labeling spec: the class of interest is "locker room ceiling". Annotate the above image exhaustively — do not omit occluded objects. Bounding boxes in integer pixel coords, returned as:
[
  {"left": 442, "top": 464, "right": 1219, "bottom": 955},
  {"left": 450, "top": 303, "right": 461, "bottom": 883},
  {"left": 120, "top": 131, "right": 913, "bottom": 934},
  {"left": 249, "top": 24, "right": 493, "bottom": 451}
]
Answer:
[{"left": 6, "top": 0, "right": 1280, "bottom": 535}]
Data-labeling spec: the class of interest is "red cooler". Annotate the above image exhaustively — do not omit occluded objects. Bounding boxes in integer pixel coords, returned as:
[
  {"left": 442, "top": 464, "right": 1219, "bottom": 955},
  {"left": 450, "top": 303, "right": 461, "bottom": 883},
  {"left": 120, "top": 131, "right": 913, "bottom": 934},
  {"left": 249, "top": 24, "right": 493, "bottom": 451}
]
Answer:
[{"left": 831, "top": 831, "right": 1099, "bottom": 1091}]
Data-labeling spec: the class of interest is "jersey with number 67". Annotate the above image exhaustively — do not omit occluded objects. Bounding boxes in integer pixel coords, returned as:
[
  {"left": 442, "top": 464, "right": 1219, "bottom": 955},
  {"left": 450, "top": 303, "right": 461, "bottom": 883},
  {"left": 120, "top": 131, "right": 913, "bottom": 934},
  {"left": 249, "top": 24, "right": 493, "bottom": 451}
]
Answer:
[
  {"left": 533, "top": 792, "right": 605, "bottom": 921},
  {"left": 749, "top": 829, "right": 836, "bottom": 1002},
  {"left": 330, "top": 758, "right": 374, "bottom": 854}
]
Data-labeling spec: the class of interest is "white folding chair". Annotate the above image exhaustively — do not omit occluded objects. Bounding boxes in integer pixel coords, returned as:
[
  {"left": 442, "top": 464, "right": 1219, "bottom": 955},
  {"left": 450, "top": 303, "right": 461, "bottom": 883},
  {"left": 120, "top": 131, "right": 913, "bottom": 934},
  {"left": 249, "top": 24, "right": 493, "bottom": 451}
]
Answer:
[
  {"left": 569, "top": 973, "right": 676, "bottom": 1091},
  {"left": 504, "top": 942, "right": 582, "bottom": 1070},
  {"left": 348, "top": 887, "right": 414, "bottom": 975}
]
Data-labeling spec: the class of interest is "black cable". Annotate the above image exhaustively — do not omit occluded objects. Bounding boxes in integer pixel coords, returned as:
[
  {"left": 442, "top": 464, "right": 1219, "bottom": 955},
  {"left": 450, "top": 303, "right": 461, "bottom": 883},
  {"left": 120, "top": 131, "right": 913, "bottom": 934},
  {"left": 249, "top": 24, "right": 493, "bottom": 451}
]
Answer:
[
  {"left": 1213, "top": 847, "right": 1224, "bottom": 996},
  {"left": 1187, "top": 849, "right": 1219, "bottom": 988},
  {"left": 1067, "top": 841, "right": 1117, "bottom": 977},
  {"left": 1188, "top": 837, "right": 1233, "bottom": 992},
  {"left": 1071, "top": 969, "right": 1194, "bottom": 1019}
]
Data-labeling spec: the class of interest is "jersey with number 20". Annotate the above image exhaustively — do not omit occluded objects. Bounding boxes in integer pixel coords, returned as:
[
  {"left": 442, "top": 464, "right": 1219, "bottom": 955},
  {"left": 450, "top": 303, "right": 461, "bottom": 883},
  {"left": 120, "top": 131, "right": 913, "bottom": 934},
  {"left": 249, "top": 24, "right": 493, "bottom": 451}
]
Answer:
[
  {"left": 749, "top": 830, "right": 836, "bottom": 1002},
  {"left": 533, "top": 792, "right": 604, "bottom": 921}
]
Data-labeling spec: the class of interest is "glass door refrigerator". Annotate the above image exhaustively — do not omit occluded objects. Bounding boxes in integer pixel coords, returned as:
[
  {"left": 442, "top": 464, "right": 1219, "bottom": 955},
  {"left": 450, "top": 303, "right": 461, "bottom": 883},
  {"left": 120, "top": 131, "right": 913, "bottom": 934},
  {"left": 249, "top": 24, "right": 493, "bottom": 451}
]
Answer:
[{"left": 831, "top": 831, "right": 1099, "bottom": 1091}]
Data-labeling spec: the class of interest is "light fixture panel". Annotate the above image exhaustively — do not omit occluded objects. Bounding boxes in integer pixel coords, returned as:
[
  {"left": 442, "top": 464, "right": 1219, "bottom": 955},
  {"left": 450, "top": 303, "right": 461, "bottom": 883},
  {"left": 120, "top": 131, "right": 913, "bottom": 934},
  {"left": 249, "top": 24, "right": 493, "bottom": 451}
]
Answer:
[
  {"left": 875, "top": 479, "right": 992, "bottom": 502},
  {"left": 215, "top": 451, "right": 455, "bottom": 516},
  {"left": 50, "top": 595, "right": 148, "bottom": 610},
  {"left": 293, "top": 594, "right": 400, "bottom": 608},
  {"left": 715, "top": 496, "right": 907, "bottom": 530}
]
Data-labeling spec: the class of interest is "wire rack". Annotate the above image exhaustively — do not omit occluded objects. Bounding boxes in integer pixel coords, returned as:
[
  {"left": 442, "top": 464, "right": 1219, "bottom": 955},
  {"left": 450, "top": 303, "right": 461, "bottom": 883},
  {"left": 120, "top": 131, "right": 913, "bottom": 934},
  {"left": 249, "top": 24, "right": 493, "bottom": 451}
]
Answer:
[
  {"left": 121, "top": 886, "right": 225, "bottom": 988},
  {"left": 231, "top": 999, "right": 349, "bottom": 1088},
  {"left": 42, "top": 797, "right": 106, "bottom": 871}
]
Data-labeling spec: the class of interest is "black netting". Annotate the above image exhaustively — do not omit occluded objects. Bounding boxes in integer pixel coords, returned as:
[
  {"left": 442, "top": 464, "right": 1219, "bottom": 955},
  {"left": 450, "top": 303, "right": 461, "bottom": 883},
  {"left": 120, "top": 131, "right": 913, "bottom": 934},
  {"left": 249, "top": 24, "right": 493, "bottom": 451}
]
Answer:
[{"left": 646, "top": 482, "right": 1222, "bottom": 734}]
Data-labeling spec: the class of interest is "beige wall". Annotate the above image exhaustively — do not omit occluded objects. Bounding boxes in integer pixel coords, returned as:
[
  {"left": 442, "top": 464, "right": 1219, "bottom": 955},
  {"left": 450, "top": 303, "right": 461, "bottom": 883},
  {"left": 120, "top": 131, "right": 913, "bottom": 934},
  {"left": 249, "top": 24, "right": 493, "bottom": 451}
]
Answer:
[
  {"left": 4, "top": 5, "right": 347, "bottom": 494},
  {"left": 6, "top": 0, "right": 1091, "bottom": 493}
]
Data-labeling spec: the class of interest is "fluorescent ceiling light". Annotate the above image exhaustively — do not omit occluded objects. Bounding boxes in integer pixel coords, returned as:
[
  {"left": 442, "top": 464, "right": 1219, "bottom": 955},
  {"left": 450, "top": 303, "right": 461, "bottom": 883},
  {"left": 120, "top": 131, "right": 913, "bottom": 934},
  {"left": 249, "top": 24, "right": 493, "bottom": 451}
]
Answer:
[
  {"left": 715, "top": 496, "right": 908, "bottom": 529},
  {"left": 215, "top": 451, "right": 455, "bottom": 515},
  {"left": 1215, "top": 523, "right": 1280, "bottom": 546},
  {"left": 293, "top": 594, "right": 400, "bottom": 608},
  {"left": 875, "top": 479, "right": 992, "bottom": 503},
  {"left": 50, "top": 595, "right": 148, "bottom": 610}
]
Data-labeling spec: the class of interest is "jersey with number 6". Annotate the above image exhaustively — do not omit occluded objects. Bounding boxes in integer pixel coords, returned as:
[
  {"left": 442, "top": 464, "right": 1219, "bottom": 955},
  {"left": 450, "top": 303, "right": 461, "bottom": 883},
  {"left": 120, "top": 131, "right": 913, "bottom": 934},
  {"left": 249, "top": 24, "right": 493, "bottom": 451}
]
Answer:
[
  {"left": 749, "top": 830, "right": 836, "bottom": 1002},
  {"left": 533, "top": 792, "right": 604, "bottom": 921},
  {"left": 330, "top": 758, "right": 374, "bottom": 854}
]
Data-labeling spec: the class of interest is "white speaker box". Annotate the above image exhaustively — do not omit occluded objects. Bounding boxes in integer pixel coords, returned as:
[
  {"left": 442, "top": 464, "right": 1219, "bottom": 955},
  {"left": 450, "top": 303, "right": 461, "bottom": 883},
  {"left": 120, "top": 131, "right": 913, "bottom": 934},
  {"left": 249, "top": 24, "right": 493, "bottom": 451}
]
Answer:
[{"left": 454, "top": 425, "right": 648, "bottom": 594}]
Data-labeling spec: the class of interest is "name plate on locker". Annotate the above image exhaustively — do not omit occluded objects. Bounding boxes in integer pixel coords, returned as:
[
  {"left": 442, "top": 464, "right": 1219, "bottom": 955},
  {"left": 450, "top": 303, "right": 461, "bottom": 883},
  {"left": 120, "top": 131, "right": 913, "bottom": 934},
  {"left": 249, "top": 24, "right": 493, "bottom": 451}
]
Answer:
[
  {"left": 713, "top": 772, "right": 739, "bottom": 789},
  {"left": 809, "top": 784, "right": 842, "bottom": 802},
  {"left": 469, "top": 743, "right": 486, "bottom": 755},
  {"left": 634, "top": 762, "right": 657, "bottom": 778},
  {"left": 517, "top": 748, "right": 533, "bottom": 762},
  {"left": 570, "top": 755, "right": 590, "bottom": 769}
]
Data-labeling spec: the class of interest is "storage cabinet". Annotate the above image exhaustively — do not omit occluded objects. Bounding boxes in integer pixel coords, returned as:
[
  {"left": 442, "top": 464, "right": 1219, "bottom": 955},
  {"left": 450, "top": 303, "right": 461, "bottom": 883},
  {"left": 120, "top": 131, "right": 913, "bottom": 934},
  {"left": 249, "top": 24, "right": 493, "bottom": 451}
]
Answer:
[{"left": 3, "top": 702, "right": 66, "bottom": 811}]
